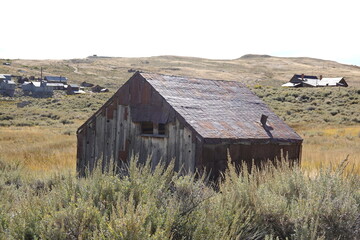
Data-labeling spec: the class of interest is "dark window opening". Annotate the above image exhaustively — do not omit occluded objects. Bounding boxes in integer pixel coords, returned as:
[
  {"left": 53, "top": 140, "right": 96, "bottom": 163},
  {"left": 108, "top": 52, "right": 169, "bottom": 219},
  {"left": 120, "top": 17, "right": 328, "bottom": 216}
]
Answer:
[
  {"left": 141, "top": 122, "right": 153, "bottom": 134},
  {"left": 158, "top": 123, "right": 166, "bottom": 135}
]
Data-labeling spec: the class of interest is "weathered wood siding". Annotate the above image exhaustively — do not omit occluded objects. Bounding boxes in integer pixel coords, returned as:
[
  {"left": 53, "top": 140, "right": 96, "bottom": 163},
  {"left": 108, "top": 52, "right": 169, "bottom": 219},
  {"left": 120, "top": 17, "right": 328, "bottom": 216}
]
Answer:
[
  {"left": 200, "top": 142, "right": 302, "bottom": 179},
  {"left": 77, "top": 74, "right": 197, "bottom": 176}
]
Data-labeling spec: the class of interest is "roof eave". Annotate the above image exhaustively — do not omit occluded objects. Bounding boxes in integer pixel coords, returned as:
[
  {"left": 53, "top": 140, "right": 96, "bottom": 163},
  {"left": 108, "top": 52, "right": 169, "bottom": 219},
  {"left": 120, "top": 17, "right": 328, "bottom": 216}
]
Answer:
[{"left": 203, "top": 137, "right": 303, "bottom": 145}]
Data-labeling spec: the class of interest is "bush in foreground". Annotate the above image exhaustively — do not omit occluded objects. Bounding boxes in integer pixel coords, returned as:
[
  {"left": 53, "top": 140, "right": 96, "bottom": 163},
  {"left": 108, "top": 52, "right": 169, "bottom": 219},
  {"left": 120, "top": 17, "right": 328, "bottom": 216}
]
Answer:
[{"left": 0, "top": 158, "right": 359, "bottom": 240}]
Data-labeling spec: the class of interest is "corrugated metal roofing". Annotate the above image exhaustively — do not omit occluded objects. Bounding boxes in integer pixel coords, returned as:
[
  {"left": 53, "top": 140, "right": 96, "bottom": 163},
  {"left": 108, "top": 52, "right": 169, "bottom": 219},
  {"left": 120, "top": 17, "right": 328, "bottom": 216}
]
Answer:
[{"left": 141, "top": 72, "right": 302, "bottom": 142}]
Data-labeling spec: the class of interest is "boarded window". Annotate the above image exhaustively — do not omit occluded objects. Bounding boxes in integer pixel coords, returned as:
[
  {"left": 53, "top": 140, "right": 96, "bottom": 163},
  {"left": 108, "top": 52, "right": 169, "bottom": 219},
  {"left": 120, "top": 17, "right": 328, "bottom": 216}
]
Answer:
[
  {"left": 158, "top": 123, "right": 166, "bottom": 135},
  {"left": 141, "top": 122, "right": 153, "bottom": 134}
]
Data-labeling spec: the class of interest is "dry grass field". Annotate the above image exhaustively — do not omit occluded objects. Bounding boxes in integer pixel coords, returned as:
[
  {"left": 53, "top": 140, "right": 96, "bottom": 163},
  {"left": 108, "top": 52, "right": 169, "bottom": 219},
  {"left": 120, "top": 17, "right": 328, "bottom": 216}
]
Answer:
[
  {"left": 1, "top": 55, "right": 359, "bottom": 239},
  {"left": 1, "top": 125, "right": 358, "bottom": 179},
  {"left": 299, "top": 126, "right": 360, "bottom": 174},
  {"left": 0, "top": 55, "right": 359, "bottom": 176},
  {"left": 0, "top": 127, "right": 75, "bottom": 176}
]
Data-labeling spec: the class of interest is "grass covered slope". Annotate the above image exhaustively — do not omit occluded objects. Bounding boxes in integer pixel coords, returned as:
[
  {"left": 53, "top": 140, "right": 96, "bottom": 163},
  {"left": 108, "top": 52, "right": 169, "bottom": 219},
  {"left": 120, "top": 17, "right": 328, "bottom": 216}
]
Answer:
[
  {"left": 1, "top": 54, "right": 360, "bottom": 88},
  {"left": 0, "top": 159, "right": 359, "bottom": 240}
]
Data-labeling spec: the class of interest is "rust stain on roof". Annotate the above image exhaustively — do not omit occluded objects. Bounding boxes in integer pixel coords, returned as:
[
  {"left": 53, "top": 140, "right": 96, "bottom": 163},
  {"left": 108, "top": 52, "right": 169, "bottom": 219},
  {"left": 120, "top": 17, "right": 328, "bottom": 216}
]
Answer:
[{"left": 141, "top": 72, "right": 302, "bottom": 142}]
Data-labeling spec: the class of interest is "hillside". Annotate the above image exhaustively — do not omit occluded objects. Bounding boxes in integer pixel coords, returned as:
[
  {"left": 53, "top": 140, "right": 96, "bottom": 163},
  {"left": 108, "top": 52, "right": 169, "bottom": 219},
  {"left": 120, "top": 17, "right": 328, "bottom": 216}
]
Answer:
[{"left": 1, "top": 54, "right": 360, "bottom": 89}]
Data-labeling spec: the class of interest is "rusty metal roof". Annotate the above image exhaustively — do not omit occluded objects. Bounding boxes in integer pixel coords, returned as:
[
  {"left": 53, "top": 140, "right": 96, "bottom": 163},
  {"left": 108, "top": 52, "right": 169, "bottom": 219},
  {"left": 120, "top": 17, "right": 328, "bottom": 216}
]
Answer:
[{"left": 141, "top": 72, "right": 302, "bottom": 142}]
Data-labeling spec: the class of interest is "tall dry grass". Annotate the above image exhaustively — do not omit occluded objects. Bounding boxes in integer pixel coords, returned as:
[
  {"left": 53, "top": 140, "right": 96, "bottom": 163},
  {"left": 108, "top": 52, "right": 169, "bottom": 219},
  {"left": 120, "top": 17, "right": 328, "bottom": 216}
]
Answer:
[
  {"left": 298, "top": 126, "right": 360, "bottom": 175},
  {"left": 0, "top": 127, "right": 76, "bottom": 176},
  {"left": 1, "top": 125, "right": 359, "bottom": 176}
]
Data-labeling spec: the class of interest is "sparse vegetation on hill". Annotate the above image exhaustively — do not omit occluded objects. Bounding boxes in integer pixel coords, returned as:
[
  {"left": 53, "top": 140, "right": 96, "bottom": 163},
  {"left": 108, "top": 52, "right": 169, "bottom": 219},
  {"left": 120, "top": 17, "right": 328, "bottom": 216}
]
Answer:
[
  {"left": 252, "top": 86, "right": 360, "bottom": 125},
  {"left": 1, "top": 55, "right": 360, "bottom": 88}
]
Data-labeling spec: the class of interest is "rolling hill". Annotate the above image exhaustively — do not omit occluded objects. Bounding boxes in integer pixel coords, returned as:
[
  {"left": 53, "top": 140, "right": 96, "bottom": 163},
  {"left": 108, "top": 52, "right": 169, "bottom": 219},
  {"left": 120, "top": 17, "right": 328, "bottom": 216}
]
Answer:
[{"left": 1, "top": 54, "right": 360, "bottom": 88}]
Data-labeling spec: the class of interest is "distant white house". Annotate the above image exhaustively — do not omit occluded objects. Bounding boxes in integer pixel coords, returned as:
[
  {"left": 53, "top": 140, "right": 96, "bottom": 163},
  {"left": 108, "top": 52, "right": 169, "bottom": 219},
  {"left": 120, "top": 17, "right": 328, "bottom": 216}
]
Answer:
[{"left": 282, "top": 74, "right": 348, "bottom": 87}]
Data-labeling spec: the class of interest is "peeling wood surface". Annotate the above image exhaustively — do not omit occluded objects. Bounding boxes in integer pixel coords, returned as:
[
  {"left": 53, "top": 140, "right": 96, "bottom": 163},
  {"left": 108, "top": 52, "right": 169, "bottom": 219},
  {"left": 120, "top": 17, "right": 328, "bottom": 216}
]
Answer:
[{"left": 77, "top": 74, "right": 196, "bottom": 176}]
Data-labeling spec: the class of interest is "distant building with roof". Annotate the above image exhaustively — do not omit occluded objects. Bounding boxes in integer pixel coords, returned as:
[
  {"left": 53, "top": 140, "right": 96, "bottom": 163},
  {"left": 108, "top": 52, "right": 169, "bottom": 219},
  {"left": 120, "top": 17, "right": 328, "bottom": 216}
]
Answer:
[
  {"left": 47, "top": 83, "right": 66, "bottom": 90},
  {"left": 91, "top": 85, "right": 109, "bottom": 93},
  {"left": 67, "top": 84, "right": 85, "bottom": 95},
  {"left": 77, "top": 72, "right": 303, "bottom": 179},
  {"left": 282, "top": 74, "right": 348, "bottom": 87},
  {"left": 21, "top": 81, "right": 53, "bottom": 96},
  {"left": 317, "top": 77, "right": 348, "bottom": 87},
  {"left": 0, "top": 74, "right": 16, "bottom": 97},
  {"left": 81, "top": 81, "right": 94, "bottom": 87},
  {"left": 44, "top": 76, "right": 68, "bottom": 84}
]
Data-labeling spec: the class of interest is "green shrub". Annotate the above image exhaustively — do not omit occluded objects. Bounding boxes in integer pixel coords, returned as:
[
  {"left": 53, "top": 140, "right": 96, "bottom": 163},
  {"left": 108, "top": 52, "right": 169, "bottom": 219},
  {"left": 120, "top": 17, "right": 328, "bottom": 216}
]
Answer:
[
  {"left": 0, "top": 158, "right": 359, "bottom": 239},
  {"left": 60, "top": 119, "right": 74, "bottom": 125}
]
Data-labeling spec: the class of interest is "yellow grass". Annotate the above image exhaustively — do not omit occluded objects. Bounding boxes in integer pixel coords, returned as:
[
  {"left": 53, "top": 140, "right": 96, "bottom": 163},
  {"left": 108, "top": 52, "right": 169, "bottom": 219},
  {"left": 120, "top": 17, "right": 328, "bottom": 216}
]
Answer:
[
  {"left": 1, "top": 125, "right": 359, "bottom": 176},
  {"left": 298, "top": 125, "right": 360, "bottom": 174},
  {"left": 0, "top": 126, "right": 76, "bottom": 176}
]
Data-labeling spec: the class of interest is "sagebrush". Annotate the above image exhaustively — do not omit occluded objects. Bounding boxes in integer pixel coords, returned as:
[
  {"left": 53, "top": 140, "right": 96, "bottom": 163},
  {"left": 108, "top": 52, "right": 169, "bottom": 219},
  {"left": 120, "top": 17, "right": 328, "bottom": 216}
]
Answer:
[{"left": 0, "top": 158, "right": 359, "bottom": 240}]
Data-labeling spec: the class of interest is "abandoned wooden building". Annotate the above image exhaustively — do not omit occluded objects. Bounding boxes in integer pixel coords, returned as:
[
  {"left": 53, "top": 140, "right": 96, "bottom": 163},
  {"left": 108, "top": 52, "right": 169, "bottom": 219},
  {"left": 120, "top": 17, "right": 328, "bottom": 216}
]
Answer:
[
  {"left": 21, "top": 81, "right": 53, "bottom": 96},
  {"left": 77, "top": 72, "right": 303, "bottom": 179},
  {"left": 67, "top": 84, "right": 85, "bottom": 95},
  {"left": 282, "top": 74, "right": 348, "bottom": 87},
  {"left": 0, "top": 74, "right": 16, "bottom": 97},
  {"left": 91, "top": 85, "right": 109, "bottom": 93},
  {"left": 46, "top": 82, "right": 66, "bottom": 90},
  {"left": 81, "top": 81, "right": 95, "bottom": 87}
]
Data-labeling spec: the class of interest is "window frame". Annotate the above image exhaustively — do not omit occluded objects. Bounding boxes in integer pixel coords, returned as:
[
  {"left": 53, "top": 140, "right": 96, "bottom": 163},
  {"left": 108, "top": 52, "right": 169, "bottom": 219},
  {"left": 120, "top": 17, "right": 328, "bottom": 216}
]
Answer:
[{"left": 140, "top": 122, "right": 167, "bottom": 138}]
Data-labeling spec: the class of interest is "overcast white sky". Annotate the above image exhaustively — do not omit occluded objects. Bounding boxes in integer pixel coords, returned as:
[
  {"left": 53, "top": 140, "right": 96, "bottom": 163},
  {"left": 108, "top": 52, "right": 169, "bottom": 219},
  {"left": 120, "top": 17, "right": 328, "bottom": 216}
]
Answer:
[{"left": 1, "top": 0, "right": 360, "bottom": 65}]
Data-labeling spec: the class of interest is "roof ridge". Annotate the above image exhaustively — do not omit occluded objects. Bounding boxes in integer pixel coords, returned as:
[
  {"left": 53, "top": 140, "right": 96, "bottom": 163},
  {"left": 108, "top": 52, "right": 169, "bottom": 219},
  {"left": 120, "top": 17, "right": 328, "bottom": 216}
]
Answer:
[{"left": 140, "top": 72, "right": 246, "bottom": 87}]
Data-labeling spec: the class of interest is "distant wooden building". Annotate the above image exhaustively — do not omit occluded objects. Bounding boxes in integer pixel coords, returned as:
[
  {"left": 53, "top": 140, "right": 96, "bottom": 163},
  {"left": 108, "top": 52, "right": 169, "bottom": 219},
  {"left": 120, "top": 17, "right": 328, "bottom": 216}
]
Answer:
[
  {"left": 317, "top": 77, "right": 348, "bottom": 87},
  {"left": 77, "top": 72, "right": 303, "bottom": 179},
  {"left": 21, "top": 81, "right": 53, "bottom": 96},
  {"left": 282, "top": 74, "right": 348, "bottom": 87},
  {"left": 81, "top": 81, "right": 95, "bottom": 87},
  {"left": 44, "top": 76, "right": 68, "bottom": 84},
  {"left": 0, "top": 74, "right": 12, "bottom": 81},
  {"left": 47, "top": 83, "right": 66, "bottom": 90},
  {"left": 91, "top": 85, "right": 109, "bottom": 93},
  {"left": 0, "top": 74, "right": 16, "bottom": 97},
  {"left": 67, "top": 84, "right": 85, "bottom": 95}
]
